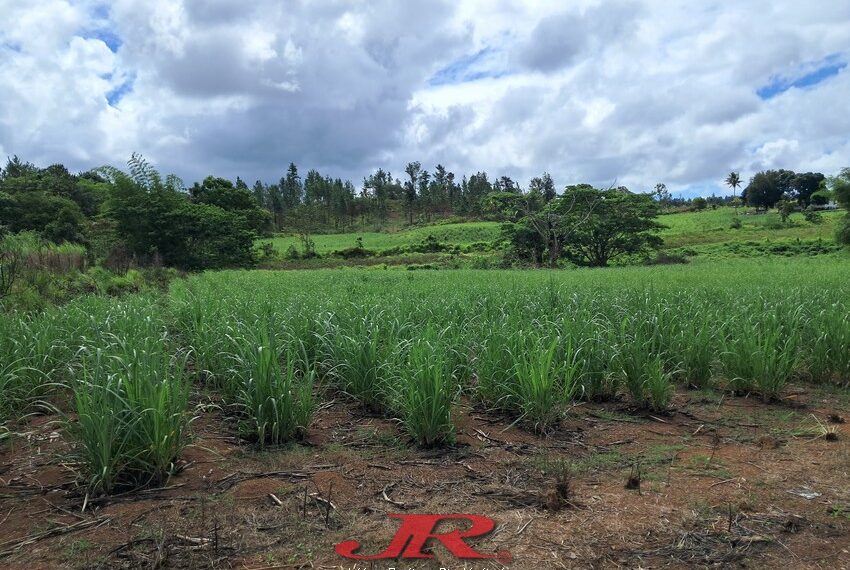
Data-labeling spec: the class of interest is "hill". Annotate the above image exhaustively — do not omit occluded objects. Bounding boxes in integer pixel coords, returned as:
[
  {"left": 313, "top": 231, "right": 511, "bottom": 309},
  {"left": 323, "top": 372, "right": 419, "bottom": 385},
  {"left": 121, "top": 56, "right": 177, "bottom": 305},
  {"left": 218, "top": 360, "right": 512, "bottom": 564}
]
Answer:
[{"left": 258, "top": 207, "right": 847, "bottom": 268}]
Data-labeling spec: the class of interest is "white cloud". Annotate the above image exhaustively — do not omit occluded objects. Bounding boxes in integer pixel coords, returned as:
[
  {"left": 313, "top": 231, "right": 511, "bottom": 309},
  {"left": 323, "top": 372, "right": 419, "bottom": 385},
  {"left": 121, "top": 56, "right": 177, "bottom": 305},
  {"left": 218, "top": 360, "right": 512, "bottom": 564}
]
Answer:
[{"left": 0, "top": 0, "right": 848, "bottom": 197}]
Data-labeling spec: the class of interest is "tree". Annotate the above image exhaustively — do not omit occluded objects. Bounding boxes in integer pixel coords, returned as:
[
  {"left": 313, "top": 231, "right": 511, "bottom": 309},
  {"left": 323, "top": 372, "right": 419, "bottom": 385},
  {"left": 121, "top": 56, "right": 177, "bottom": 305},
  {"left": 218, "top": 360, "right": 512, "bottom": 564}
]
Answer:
[
  {"left": 363, "top": 168, "right": 392, "bottom": 221},
  {"left": 288, "top": 203, "right": 321, "bottom": 258},
  {"left": 654, "top": 183, "right": 672, "bottom": 207},
  {"left": 829, "top": 168, "right": 850, "bottom": 246},
  {"left": 482, "top": 192, "right": 539, "bottom": 222},
  {"left": 692, "top": 197, "right": 707, "bottom": 210},
  {"left": 191, "top": 176, "right": 271, "bottom": 235},
  {"left": 0, "top": 159, "right": 94, "bottom": 241},
  {"left": 789, "top": 172, "right": 825, "bottom": 206},
  {"left": 0, "top": 232, "right": 26, "bottom": 299},
  {"left": 102, "top": 155, "right": 256, "bottom": 269},
  {"left": 776, "top": 198, "right": 795, "bottom": 223},
  {"left": 505, "top": 185, "right": 603, "bottom": 268},
  {"left": 403, "top": 161, "right": 421, "bottom": 224},
  {"left": 725, "top": 172, "right": 741, "bottom": 200},
  {"left": 558, "top": 188, "right": 664, "bottom": 267},
  {"left": 4, "top": 192, "right": 86, "bottom": 243},
  {"left": 742, "top": 170, "right": 795, "bottom": 209},
  {"left": 493, "top": 176, "right": 519, "bottom": 193},
  {"left": 252, "top": 180, "right": 266, "bottom": 208},
  {"left": 809, "top": 189, "right": 832, "bottom": 206},
  {"left": 304, "top": 169, "right": 330, "bottom": 207},
  {"left": 529, "top": 173, "right": 557, "bottom": 203},
  {"left": 267, "top": 183, "right": 284, "bottom": 229},
  {"left": 280, "top": 163, "right": 302, "bottom": 211},
  {"left": 465, "top": 172, "right": 492, "bottom": 215},
  {"left": 418, "top": 169, "right": 432, "bottom": 221}
]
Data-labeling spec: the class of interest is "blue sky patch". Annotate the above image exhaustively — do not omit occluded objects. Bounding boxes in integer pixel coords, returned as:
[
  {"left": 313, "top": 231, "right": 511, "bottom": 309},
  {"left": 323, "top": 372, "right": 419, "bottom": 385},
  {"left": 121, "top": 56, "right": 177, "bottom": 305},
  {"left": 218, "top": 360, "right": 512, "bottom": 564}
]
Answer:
[
  {"left": 757, "top": 54, "right": 847, "bottom": 99},
  {"left": 429, "top": 47, "right": 510, "bottom": 86},
  {"left": 107, "top": 73, "right": 135, "bottom": 106},
  {"left": 84, "top": 29, "right": 122, "bottom": 53}
]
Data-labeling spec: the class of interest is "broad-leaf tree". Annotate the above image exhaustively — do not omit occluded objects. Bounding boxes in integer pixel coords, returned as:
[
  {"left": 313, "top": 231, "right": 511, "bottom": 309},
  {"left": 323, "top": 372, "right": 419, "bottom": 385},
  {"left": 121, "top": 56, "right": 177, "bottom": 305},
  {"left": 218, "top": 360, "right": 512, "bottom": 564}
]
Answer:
[
  {"left": 742, "top": 170, "right": 795, "bottom": 209},
  {"left": 558, "top": 187, "right": 664, "bottom": 267},
  {"left": 830, "top": 168, "right": 850, "bottom": 246}
]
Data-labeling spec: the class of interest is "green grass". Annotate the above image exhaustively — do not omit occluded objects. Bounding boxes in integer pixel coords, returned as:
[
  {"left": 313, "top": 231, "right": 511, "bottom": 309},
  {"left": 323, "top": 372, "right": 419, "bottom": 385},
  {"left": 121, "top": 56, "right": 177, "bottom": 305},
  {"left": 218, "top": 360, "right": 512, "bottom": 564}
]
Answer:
[
  {"left": 259, "top": 221, "right": 501, "bottom": 255},
  {"left": 3, "top": 255, "right": 850, "bottom": 493},
  {"left": 256, "top": 207, "right": 846, "bottom": 263},
  {"left": 659, "top": 207, "right": 843, "bottom": 248}
]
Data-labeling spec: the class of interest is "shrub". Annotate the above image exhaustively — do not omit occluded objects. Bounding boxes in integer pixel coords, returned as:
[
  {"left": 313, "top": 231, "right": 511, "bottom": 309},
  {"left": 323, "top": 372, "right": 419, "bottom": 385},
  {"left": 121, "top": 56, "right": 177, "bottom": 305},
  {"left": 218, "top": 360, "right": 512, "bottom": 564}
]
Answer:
[
  {"left": 646, "top": 253, "right": 689, "bottom": 265},
  {"left": 803, "top": 207, "right": 823, "bottom": 224}
]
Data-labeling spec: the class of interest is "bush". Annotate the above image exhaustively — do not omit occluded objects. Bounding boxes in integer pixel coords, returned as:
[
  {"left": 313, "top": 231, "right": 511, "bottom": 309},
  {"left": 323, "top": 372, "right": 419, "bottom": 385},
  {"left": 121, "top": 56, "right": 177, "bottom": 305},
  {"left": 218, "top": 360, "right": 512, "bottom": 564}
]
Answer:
[
  {"left": 646, "top": 253, "right": 689, "bottom": 265},
  {"left": 809, "top": 190, "right": 832, "bottom": 206},
  {"left": 409, "top": 234, "right": 450, "bottom": 253},
  {"left": 803, "top": 208, "right": 823, "bottom": 224},
  {"left": 462, "top": 241, "right": 492, "bottom": 253},
  {"left": 333, "top": 238, "right": 374, "bottom": 259},
  {"left": 470, "top": 256, "right": 492, "bottom": 269},
  {"left": 730, "top": 217, "right": 742, "bottom": 229},
  {"left": 406, "top": 263, "right": 437, "bottom": 271}
]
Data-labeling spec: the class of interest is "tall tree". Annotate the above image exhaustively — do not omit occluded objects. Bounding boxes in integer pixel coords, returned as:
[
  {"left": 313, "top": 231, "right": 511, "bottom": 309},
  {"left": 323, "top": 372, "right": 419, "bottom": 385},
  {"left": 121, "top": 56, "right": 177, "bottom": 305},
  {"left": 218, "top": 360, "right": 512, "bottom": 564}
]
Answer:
[
  {"left": 403, "top": 161, "right": 421, "bottom": 224},
  {"left": 493, "top": 175, "right": 519, "bottom": 193},
  {"left": 251, "top": 180, "right": 266, "bottom": 208},
  {"left": 829, "top": 168, "right": 850, "bottom": 246},
  {"left": 725, "top": 172, "right": 741, "bottom": 198},
  {"left": 789, "top": 172, "right": 825, "bottom": 206},
  {"left": 282, "top": 163, "right": 303, "bottom": 209},
  {"left": 465, "top": 172, "right": 492, "bottom": 215},
  {"left": 363, "top": 168, "right": 392, "bottom": 223},
  {"left": 742, "top": 170, "right": 795, "bottom": 209},
  {"left": 654, "top": 183, "right": 672, "bottom": 207},
  {"left": 529, "top": 173, "right": 556, "bottom": 203}
]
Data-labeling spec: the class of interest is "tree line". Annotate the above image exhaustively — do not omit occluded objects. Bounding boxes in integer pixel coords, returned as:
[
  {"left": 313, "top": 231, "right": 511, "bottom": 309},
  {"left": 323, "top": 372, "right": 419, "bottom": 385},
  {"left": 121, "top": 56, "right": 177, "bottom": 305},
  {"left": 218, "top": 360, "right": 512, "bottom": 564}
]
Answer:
[{"left": 2, "top": 153, "right": 849, "bottom": 271}]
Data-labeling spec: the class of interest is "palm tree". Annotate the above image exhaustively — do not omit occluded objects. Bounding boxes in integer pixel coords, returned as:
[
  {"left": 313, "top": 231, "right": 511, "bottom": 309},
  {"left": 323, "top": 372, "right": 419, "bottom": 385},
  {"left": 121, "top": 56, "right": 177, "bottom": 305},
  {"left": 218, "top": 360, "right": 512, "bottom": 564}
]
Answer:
[{"left": 725, "top": 171, "right": 741, "bottom": 200}]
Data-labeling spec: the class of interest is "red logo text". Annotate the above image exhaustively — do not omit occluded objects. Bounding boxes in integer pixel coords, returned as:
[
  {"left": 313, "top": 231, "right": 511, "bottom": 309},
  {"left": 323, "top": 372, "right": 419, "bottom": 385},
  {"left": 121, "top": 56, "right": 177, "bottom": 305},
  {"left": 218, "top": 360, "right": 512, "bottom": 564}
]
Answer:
[{"left": 335, "top": 514, "right": 511, "bottom": 563}]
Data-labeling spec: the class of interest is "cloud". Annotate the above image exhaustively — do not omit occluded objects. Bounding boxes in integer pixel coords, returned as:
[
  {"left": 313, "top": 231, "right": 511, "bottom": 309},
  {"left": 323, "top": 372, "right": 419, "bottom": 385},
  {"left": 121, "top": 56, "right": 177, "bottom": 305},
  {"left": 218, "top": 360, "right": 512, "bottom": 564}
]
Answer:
[
  {"left": 0, "top": 0, "right": 848, "bottom": 197},
  {"left": 516, "top": 2, "right": 642, "bottom": 73}
]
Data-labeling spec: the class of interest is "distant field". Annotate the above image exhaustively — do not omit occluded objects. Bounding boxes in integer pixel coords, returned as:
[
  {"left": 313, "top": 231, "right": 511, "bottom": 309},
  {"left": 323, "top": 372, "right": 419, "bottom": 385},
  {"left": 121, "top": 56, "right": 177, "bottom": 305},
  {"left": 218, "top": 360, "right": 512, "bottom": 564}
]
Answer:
[
  {"left": 259, "top": 207, "right": 846, "bottom": 259},
  {"left": 258, "top": 221, "right": 502, "bottom": 254},
  {"left": 658, "top": 207, "right": 843, "bottom": 248}
]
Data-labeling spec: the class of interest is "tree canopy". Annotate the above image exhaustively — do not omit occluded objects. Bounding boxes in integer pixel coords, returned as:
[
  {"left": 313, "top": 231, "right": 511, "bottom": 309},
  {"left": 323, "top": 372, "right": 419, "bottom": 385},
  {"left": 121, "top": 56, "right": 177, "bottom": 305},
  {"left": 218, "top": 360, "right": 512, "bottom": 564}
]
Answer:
[
  {"left": 742, "top": 170, "right": 795, "bottom": 209},
  {"left": 503, "top": 186, "right": 664, "bottom": 267}
]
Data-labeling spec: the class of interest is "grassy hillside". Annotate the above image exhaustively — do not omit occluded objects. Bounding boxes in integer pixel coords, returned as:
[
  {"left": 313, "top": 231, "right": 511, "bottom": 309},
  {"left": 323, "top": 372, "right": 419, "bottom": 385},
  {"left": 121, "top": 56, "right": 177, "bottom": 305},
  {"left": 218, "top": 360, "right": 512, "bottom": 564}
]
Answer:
[
  {"left": 259, "top": 221, "right": 502, "bottom": 255},
  {"left": 257, "top": 207, "right": 847, "bottom": 266},
  {"left": 659, "top": 208, "right": 843, "bottom": 248}
]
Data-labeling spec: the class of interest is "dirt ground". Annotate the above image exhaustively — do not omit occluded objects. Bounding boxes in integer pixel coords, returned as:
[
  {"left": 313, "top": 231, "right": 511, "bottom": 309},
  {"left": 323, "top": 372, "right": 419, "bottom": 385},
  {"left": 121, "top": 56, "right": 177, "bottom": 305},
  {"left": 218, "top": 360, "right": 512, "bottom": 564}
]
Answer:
[{"left": 1, "top": 385, "right": 849, "bottom": 570}]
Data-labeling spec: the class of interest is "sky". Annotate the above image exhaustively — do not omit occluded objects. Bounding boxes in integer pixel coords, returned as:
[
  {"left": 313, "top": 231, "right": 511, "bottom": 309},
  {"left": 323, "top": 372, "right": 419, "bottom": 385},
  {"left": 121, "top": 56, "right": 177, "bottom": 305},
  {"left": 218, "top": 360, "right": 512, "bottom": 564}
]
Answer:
[{"left": 0, "top": 1, "right": 849, "bottom": 197}]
